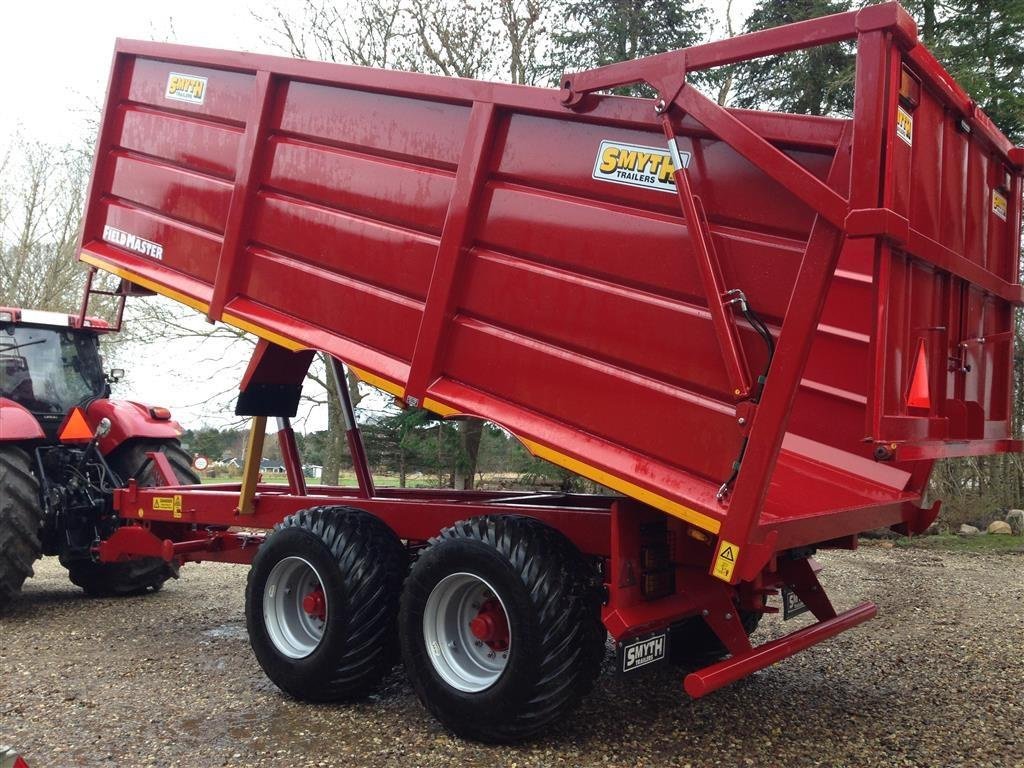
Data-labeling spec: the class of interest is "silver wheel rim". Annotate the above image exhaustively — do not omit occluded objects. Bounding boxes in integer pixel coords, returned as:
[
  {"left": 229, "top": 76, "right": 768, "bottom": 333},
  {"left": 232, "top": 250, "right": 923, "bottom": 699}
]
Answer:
[
  {"left": 263, "top": 556, "right": 327, "bottom": 659},
  {"left": 423, "top": 572, "right": 511, "bottom": 693}
]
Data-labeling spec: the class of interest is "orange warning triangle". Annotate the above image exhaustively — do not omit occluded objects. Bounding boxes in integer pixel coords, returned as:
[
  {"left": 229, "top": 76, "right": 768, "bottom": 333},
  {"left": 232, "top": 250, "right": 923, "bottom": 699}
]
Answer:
[
  {"left": 720, "top": 546, "right": 735, "bottom": 562},
  {"left": 907, "top": 341, "right": 931, "bottom": 410},
  {"left": 59, "top": 408, "right": 94, "bottom": 442}
]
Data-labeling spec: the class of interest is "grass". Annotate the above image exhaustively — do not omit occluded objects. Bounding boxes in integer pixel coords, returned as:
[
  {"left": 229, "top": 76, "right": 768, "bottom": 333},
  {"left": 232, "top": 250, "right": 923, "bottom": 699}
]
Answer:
[{"left": 892, "top": 533, "right": 1024, "bottom": 554}]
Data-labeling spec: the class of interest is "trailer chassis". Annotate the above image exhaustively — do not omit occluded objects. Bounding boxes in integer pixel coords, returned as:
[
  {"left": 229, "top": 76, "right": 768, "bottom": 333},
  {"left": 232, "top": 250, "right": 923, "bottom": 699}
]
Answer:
[{"left": 97, "top": 353, "right": 884, "bottom": 698}]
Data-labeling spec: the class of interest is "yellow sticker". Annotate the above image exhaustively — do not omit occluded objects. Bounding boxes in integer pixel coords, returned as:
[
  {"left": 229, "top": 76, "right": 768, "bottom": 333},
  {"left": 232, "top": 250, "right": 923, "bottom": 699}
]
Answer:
[
  {"left": 153, "top": 495, "right": 183, "bottom": 517},
  {"left": 591, "top": 139, "right": 689, "bottom": 195},
  {"left": 993, "top": 190, "right": 1008, "bottom": 221},
  {"left": 713, "top": 540, "right": 739, "bottom": 582},
  {"left": 165, "top": 72, "right": 207, "bottom": 105},
  {"left": 896, "top": 106, "right": 913, "bottom": 147}
]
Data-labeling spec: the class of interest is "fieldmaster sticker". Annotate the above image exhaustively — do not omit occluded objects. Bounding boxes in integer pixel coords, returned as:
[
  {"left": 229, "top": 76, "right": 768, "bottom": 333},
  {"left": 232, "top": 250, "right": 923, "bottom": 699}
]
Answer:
[{"left": 592, "top": 139, "right": 690, "bottom": 194}]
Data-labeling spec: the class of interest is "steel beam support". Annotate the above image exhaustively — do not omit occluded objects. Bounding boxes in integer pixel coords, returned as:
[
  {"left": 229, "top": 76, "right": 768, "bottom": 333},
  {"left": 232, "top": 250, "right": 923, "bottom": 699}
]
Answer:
[
  {"left": 711, "top": 125, "right": 854, "bottom": 584},
  {"left": 406, "top": 100, "right": 498, "bottom": 406},
  {"left": 276, "top": 417, "right": 307, "bottom": 496},
  {"left": 327, "top": 354, "right": 374, "bottom": 498},
  {"left": 237, "top": 416, "right": 267, "bottom": 515},
  {"left": 684, "top": 602, "right": 877, "bottom": 698},
  {"left": 208, "top": 70, "right": 276, "bottom": 322}
]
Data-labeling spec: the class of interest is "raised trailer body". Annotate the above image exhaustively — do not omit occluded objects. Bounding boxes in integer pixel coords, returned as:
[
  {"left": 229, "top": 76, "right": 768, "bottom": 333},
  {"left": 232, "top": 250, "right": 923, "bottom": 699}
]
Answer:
[{"left": 76, "top": 1, "right": 1021, "bottom": 740}]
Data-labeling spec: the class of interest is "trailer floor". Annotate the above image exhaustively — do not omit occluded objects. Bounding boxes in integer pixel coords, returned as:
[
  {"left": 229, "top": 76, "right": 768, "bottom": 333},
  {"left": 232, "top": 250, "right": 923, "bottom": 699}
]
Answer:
[{"left": 1, "top": 546, "right": 1021, "bottom": 768}]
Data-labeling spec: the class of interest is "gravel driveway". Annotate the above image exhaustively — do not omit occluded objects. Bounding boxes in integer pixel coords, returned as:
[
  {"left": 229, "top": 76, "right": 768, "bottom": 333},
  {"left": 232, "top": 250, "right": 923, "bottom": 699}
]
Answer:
[{"left": 1, "top": 545, "right": 1021, "bottom": 768}]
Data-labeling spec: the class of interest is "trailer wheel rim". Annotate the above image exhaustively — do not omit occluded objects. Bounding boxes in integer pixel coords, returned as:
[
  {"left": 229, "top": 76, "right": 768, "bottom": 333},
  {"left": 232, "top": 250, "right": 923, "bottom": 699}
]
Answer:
[
  {"left": 263, "top": 556, "right": 328, "bottom": 659},
  {"left": 423, "top": 572, "right": 511, "bottom": 693}
]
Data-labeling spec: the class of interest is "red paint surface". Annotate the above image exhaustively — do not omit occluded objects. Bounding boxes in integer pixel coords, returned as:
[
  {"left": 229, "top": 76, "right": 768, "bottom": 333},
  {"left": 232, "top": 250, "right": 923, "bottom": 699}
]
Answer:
[
  {"left": 0, "top": 399, "right": 46, "bottom": 441},
  {"left": 79, "top": 4, "right": 1021, "bottom": 571}
]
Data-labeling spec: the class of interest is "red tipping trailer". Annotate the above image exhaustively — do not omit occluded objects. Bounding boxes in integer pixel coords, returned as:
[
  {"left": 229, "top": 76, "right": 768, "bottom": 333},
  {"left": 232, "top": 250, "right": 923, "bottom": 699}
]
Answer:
[{"left": 76, "top": 2, "right": 1021, "bottom": 741}]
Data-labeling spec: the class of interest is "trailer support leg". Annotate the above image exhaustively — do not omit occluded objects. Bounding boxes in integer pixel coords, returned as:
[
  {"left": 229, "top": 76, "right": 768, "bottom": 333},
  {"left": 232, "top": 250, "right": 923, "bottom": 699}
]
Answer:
[
  {"left": 276, "top": 417, "right": 307, "bottom": 496},
  {"left": 238, "top": 416, "right": 267, "bottom": 515},
  {"left": 327, "top": 354, "right": 374, "bottom": 498}
]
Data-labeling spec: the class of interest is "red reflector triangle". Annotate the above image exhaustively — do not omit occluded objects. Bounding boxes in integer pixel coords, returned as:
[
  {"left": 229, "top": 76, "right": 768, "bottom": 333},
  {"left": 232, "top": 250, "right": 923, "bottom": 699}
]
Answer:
[
  {"left": 59, "top": 407, "right": 94, "bottom": 442},
  {"left": 907, "top": 341, "right": 931, "bottom": 410}
]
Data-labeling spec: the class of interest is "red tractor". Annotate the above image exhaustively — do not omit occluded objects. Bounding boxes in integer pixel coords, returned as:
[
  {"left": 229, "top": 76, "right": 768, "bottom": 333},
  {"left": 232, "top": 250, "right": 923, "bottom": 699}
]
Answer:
[{"left": 0, "top": 306, "right": 198, "bottom": 607}]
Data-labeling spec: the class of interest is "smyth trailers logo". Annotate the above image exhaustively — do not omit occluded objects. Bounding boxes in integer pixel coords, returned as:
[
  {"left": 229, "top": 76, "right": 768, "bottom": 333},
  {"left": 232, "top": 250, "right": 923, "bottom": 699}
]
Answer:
[
  {"left": 592, "top": 139, "right": 690, "bottom": 194},
  {"left": 165, "top": 72, "right": 208, "bottom": 105},
  {"left": 621, "top": 632, "right": 667, "bottom": 672}
]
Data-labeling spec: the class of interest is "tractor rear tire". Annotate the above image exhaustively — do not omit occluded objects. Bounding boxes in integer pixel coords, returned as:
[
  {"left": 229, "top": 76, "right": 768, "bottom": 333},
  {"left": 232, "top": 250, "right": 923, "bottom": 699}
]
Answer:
[
  {"left": 108, "top": 438, "right": 200, "bottom": 488},
  {"left": 0, "top": 446, "right": 42, "bottom": 610},
  {"left": 246, "top": 506, "right": 407, "bottom": 702},
  {"left": 399, "top": 515, "right": 606, "bottom": 743},
  {"left": 63, "top": 438, "right": 199, "bottom": 598}
]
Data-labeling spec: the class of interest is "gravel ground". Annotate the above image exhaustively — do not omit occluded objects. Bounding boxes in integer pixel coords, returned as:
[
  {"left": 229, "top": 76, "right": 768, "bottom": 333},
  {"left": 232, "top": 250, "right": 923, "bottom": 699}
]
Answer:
[{"left": 1, "top": 545, "right": 1022, "bottom": 768}]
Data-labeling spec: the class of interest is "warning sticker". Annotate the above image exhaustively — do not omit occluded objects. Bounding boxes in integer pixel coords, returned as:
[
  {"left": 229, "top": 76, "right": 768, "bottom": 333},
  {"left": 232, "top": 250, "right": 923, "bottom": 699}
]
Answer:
[
  {"left": 713, "top": 540, "right": 739, "bottom": 582},
  {"left": 896, "top": 106, "right": 913, "bottom": 147},
  {"left": 592, "top": 139, "right": 690, "bottom": 194},
  {"left": 993, "top": 189, "right": 1008, "bottom": 221},
  {"left": 152, "top": 495, "right": 183, "bottom": 518}
]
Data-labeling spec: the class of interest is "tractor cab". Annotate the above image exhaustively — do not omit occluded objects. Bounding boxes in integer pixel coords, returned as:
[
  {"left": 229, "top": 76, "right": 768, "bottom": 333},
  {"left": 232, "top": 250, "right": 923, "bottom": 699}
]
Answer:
[{"left": 0, "top": 308, "right": 116, "bottom": 439}]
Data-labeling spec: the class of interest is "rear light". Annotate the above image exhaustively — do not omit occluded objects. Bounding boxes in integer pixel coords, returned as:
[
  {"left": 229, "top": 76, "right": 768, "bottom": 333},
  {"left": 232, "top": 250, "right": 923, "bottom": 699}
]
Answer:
[
  {"left": 641, "top": 570, "right": 674, "bottom": 599},
  {"left": 149, "top": 407, "right": 172, "bottom": 420},
  {"left": 899, "top": 64, "right": 920, "bottom": 109},
  {"left": 0, "top": 311, "right": 13, "bottom": 322},
  {"left": 907, "top": 341, "right": 931, "bottom": 410}
]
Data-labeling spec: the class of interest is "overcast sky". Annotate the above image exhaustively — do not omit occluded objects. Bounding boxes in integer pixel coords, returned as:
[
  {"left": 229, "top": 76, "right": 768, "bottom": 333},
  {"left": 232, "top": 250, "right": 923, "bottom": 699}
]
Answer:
[{"left": 1, "top": 0, "right": 752, "bottom": 431}]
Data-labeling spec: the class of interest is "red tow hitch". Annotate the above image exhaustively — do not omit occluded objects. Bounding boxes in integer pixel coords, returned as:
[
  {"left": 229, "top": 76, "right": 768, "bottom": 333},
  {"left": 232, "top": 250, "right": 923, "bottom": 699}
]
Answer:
[
  {"left": 302, "top": 587, "right": 327, "bottom": 622},
  {"left": 469, "top": 598, "right": 510, "bottom": 651}
]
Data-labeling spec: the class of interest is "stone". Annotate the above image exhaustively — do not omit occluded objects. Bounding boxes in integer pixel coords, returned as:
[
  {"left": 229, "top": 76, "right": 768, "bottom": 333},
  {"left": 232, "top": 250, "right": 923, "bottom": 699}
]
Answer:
[
  {"left": 987, "top": 520, "right": 1012, "bottom": 535},
  {"left": 1006, "top": 509, "right": 1024, "bottom": 536},
  {"left": 959, "top": 524, "right": 980, "bottom": 536}
]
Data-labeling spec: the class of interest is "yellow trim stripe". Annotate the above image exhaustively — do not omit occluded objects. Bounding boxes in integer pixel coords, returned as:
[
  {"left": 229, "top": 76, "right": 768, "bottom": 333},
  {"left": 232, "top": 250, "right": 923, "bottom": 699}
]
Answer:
[
  {"left": 349, "top": 366, "right": 406, "bottom": 398},
  {"left": 422, "top": 396, "right": 458, "bottom": 417},
  {"left": 80, "top": 252, "right": 209, "bottom": 314},
  {"left": 416, "top": 389, "right": 722, "bottom": 535},
  {"left": 221, "top": 312, "right": 305, "bottom": 352},
  {"left": 520, "top": 438, "right": 722, "bottom": 534},
  {"left": 80, "top": 251, "right": 308, "bottom": 352},
  {"left": 82, "top": 250, "right": 721, "bottom": 534}
]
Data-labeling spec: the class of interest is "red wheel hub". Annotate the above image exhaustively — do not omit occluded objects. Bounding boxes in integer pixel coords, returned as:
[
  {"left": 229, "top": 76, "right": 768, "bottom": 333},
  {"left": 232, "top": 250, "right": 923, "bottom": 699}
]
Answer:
[
  {"left": 302, "top": 587, "right": 327, "bottom": 622},
  {"left": 468, "top": 598, "right": 509, "bottom": 651}
]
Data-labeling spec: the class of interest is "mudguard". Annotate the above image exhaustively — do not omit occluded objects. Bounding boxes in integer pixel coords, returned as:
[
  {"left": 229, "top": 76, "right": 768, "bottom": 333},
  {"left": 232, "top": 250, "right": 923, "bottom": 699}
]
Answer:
[
  {"left": 0, "top": 399, "right": 45, "bottom": 441},
  {"left": 85, "top": 399, "right": 184, "bottom": 455}
]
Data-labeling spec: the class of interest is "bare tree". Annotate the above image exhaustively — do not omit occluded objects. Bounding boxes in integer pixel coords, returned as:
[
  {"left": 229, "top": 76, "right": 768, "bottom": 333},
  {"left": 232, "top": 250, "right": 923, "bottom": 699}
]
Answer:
[
  {"left": 256, "top": 0, "right": 413, "bottom": 69},
  {"left": 0, "top": 138, "right": 97, "bottom": 311},
  {"left": 407, "top": 0, "right": 498, "bottom": 78},
  {"left": 498, "top": 0, "right": 549, "bottom": 84}
]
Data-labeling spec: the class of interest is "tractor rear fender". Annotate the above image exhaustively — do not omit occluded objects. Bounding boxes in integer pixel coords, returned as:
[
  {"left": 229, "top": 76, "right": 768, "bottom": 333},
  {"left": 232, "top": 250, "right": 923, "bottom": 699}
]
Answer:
[
  {"left": 0, "top": 399, "right": 45, "bottom": 441},
  {"left": 85, "top": 399, "right": 184, "bottom": 455}
]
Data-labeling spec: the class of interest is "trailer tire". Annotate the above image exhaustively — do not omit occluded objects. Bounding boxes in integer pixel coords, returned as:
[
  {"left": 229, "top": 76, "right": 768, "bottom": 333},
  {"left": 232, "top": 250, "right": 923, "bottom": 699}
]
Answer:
[
  {"left": 667, "top": 609, "right": 762, "bottom": 665},
  {"left": 246, "top": 506, "right": 406, "bottom": 702},
  {"left": 0, "top": 446, "right": 43, "bottom": 609},
  {"left": 400, "top": 515, "right": 605, "bottom": 743},
  {"left": 63, "top": 439, "right": 198, "bottom": 597}
]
